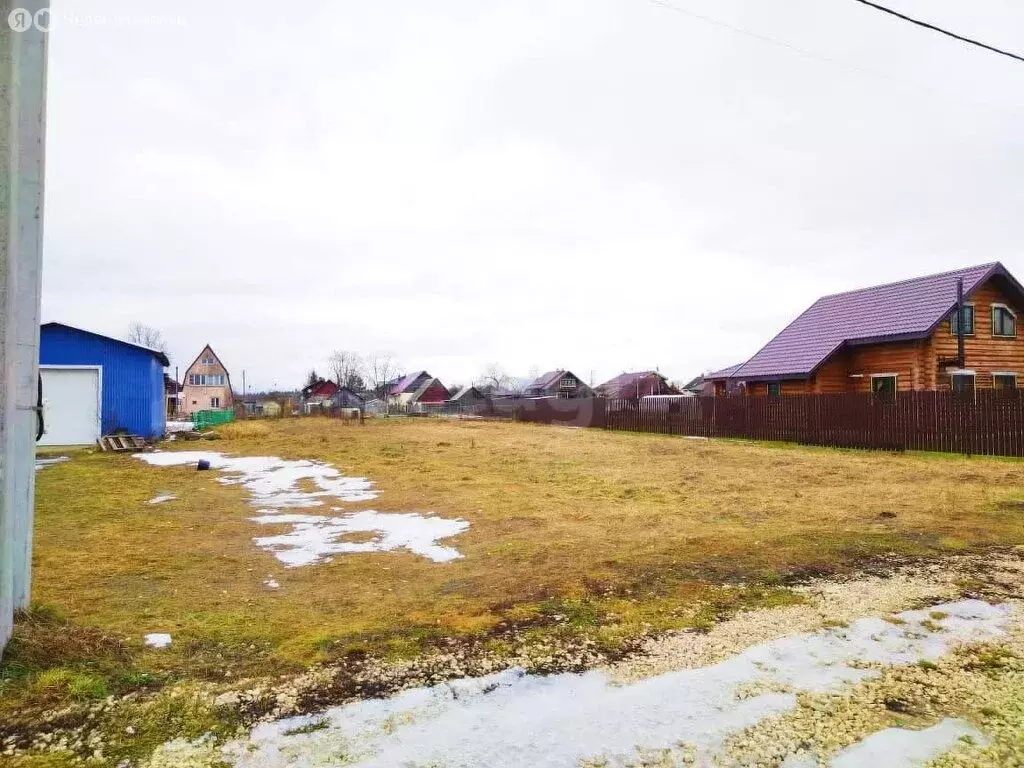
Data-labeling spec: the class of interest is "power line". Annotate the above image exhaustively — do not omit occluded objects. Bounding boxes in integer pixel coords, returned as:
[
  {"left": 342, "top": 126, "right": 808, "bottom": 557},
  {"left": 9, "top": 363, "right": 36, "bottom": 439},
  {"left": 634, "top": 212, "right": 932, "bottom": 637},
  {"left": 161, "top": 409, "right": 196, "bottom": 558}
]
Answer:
[
  {"left": 849, "top": 0, "right": 1024, "bottom": 65},
  {"left": 642, "top": 0, "right": 1024, "bottom": 117}
]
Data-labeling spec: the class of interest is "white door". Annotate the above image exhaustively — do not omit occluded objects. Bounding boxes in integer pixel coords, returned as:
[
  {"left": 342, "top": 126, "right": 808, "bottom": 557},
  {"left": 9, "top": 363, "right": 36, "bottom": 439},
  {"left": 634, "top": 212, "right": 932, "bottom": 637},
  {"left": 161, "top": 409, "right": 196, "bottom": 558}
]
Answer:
[{"left": 39, "top": 367, "right": 101, "bottom": 446}]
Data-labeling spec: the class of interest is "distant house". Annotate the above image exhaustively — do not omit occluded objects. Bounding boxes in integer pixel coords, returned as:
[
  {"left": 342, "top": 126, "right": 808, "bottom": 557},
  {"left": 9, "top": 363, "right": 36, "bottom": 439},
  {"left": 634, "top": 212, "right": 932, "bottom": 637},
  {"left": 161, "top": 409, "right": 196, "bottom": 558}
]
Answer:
[
  {"left": 327, "top": 386, "right": 364, "bottom": 409},
  {"left": 164, "top": 373, "right": 182, "bottom": 417},
  {"left": 597, "top": 371, "right": 680, "bottom": 400},
  {"left": 303, "top": 379, "right": 339, "bottom": 400},
  {"left": 525, "top": 370, "right": 594, "bottom": 399},
  {"left": 679, "top": 375, "right": 705, "bottom": 396},
  {"left": 708, "top": 262, "right": 1024, "bottom": 396},
  {"left": 181, "top": 345, "right": 233, "bottom": 415},
  {"left": 302, "top": 379, "right": 340, "bottom": 412},
  {"left": 39, "top": 322, "right": 169, "bottom": 444},
  {"left": 389, "top": 371, "right": 450, "bottom": 408},
  {"left": 389, "top": 371, "right": 433, "bottom": 406},
  {"left": 448, "top": 385, "right": 487, "bottom": 406},
  {"left": 240, "top": 396, "right": 282, "bottom": 418}
]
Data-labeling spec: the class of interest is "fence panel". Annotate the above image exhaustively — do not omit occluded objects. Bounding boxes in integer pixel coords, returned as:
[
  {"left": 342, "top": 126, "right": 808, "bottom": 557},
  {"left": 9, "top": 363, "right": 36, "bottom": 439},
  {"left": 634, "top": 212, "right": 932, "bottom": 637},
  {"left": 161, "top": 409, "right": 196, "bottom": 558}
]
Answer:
[{"left": 598, "top": 392, "right": 1024, "bottom": 458}]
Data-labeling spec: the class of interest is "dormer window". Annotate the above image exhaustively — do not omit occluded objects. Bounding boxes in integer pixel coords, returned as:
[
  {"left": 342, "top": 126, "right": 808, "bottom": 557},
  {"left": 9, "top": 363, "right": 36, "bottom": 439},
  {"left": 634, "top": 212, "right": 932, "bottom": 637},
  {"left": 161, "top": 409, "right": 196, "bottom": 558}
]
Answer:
[
  {"left": 950, "top": 305, "right": 974, "bottom": 335},
  {"left": 559, "top": 376, "right": 575, "bottom": 388},
  {"left": 993, "top": 305, "right": 1017, "bottom": 338}
]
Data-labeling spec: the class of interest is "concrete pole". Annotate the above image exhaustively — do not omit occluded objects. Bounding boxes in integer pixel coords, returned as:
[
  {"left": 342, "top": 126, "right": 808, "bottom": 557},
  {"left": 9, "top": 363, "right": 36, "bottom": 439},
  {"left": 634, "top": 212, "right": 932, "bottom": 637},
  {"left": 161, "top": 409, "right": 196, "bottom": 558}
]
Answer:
[{"left": 1, "top": 0, "right": 49, "bottom": 653}]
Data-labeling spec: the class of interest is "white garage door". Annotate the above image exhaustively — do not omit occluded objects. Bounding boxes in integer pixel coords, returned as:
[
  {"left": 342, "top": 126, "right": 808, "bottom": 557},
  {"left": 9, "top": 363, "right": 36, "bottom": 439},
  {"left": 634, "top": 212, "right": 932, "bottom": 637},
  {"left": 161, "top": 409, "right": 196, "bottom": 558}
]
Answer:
[{"left": 39, "top": 366, "right": 101, "bottom": 446}]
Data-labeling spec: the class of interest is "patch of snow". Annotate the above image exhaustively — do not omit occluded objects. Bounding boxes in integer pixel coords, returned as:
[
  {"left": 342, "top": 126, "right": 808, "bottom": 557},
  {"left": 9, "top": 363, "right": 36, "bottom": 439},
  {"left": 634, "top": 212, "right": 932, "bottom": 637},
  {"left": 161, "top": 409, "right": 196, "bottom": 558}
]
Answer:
[
  {"left": 264, "top": 577, "right": 280, "bottom": 590},
  {"left": 35, "top": 456, "right": 69, "bottom": 471},
  {"left": 220, "top": 599, "right": 1007, "bottom": 768},
  {"left": 831, "top": 719, "right": 986, "bottom": 767},
  {"left": 148, "top": 494, "right": 177, "bottom": 505},
  {"left": 165, "top": 421, "right": 196, "bottom": 433},
  {"left": 252, "top": 510, "right": 471, "bottom": 566},
  {"left": 135, "top": 451, "right": 470, "bottom": 566},
  {"left": 134, "top": 451, "right": 378, "bottom": 507},
  {"left": 144, "top": 633, "right": 172, "bottom": 649}
]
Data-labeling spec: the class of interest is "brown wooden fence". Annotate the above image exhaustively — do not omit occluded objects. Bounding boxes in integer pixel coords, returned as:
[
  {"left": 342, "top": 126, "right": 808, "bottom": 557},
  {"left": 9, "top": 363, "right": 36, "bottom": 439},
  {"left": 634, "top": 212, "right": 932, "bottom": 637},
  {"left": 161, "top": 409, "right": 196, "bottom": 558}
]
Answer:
[{"left": 604, "top": 391, "right": 1024, "bottom": 457}]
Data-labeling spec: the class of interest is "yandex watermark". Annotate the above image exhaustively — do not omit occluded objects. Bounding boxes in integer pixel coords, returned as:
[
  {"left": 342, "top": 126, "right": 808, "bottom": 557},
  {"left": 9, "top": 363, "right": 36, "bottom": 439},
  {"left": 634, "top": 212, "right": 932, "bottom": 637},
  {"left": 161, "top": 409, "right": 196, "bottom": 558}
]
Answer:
[{"left": 8, "top": 7, "right": 185, "bottom": 32}]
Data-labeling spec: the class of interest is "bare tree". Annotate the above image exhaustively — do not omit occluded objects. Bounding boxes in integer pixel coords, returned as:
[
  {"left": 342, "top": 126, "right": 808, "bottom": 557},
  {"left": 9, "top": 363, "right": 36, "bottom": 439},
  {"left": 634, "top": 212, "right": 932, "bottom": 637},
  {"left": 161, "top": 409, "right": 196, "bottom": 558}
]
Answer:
[
  {"left": 364, "top": 353, "right": 399, "bottom": 403},
  {"left": 328, "top": 350, "right": 363, "bottom": 390},
  {"left": 477, "top": 363, "right": 514, "bottom": 395},
  {"left": 127, "top": 322, "right": 168, "bottom": 354}
]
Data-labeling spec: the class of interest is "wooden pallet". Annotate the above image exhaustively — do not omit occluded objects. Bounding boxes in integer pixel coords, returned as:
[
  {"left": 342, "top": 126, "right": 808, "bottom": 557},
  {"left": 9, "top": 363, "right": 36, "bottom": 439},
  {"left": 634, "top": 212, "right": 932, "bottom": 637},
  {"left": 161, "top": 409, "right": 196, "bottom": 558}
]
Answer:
[{"left": 98, "top": 434, "right": 147, "bottom": 452}]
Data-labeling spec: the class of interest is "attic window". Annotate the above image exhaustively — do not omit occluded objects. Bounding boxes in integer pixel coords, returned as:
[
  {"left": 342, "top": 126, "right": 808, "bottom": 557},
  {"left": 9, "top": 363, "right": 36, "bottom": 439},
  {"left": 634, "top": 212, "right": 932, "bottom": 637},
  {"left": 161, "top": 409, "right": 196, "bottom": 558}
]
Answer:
[
  {"left": 950, "top": 305, "right": 975, "bottom": 335},
  {"left": 559, "top": 376, "right": 575, "bottom": 388},
  {"left": 202, "top": 357, "right": 214, "bottom": 365},
  {"left": 993, "top": 305, "right": 1017, "bottom": 338}
]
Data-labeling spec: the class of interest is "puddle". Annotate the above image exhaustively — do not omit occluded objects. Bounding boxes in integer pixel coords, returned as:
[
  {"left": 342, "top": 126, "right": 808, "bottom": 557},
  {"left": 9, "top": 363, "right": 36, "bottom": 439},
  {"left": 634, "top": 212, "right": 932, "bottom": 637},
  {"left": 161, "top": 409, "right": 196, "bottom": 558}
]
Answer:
[
  {"left": 134, "top": 451, "right": 470, "bottom": 566},
  {"left": 219, "top": 600, "right": 1007, "bottom": 767}
]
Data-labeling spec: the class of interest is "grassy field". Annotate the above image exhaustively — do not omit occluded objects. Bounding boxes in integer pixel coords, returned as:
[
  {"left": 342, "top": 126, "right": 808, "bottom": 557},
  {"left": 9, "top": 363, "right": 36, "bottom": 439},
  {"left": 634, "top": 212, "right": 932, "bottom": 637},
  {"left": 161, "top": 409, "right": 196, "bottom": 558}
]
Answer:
[{"left": 6, "top": 416, "right": 1024, "bottom": 724}]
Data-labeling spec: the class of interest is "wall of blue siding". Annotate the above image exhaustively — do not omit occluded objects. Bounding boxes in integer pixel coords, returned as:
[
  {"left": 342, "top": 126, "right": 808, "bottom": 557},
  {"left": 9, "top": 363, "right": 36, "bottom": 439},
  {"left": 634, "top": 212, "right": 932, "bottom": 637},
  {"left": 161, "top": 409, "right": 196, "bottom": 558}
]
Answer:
[{"left": 39, "top": 325, "right": 166, "bottom": 438}]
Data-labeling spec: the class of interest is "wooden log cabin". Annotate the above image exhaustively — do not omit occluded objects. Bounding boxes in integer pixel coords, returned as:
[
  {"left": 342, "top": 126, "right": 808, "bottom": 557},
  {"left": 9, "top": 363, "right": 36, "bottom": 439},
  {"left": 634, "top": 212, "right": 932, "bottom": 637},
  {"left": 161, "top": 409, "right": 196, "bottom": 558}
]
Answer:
[{"left": 709, "top": 262, "right": 1024, "bottom": 396}]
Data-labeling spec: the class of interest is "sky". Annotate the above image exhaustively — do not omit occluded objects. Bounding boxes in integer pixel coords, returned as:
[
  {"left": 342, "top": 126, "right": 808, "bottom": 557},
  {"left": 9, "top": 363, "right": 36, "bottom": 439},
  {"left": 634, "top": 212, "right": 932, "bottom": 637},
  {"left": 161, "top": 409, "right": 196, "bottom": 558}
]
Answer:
[{"left": 39, "top": 0, "right": 1024, "bottom": 391}]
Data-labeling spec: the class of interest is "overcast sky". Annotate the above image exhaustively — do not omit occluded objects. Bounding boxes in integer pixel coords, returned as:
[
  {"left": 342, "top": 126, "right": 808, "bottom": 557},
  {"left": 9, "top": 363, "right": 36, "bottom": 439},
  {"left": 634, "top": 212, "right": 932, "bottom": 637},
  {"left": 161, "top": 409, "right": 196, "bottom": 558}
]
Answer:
[{"left": 39, "top": 0, "right": 1024, "bottom": 391}]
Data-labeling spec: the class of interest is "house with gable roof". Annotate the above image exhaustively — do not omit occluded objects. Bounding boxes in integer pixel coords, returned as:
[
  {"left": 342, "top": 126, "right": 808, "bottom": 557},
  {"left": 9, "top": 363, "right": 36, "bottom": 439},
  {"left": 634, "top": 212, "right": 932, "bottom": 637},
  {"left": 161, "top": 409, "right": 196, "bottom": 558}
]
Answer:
[
  {"left": 181, "top": 344, "right": 233, "bottom": 415},
  {"left": 388, "top": 371, "right": 450, "bottom": 409},
  {"left": 709, "top": 262, "right": 1024, "bottom": 396},
  {"left": 524, "top": 370, "right": 594, "bottom": 399},
  {"left": 596, "top": 371, "right": 680, "bottom": 400}
]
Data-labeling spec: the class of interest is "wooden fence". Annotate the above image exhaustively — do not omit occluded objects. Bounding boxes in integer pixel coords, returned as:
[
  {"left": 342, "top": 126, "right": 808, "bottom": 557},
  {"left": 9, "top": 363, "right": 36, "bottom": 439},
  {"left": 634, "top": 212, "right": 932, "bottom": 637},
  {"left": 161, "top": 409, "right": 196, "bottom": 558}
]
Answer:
[{"left": 604, "top": 391, "right": 1024, "bottom": 457}]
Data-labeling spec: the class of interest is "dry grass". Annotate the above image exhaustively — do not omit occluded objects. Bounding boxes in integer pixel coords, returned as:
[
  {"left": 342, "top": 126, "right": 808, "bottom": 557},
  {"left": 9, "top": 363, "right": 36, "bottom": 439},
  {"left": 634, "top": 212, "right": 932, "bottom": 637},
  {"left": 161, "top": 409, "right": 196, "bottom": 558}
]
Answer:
[{"left": 9, "top": 417, "right": 1024, "bottom": 715}]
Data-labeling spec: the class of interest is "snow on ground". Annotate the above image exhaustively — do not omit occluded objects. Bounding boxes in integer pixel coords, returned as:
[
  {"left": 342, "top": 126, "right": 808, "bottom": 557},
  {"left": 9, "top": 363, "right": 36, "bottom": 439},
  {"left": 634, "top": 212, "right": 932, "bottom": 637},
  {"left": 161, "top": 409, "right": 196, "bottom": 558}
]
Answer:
[
  {"left": 134, "top": 451, "right": 470, "bottom": 566},
  {"left": 148, "top": 494, "right": 177, "bottom": 504},
  {"left": 144, "top": 633, "right": 172, "bottom": 649},
  {"left": 829, "top": 719, "right": 985, "bottom": 767},
  {"left": 253, "top": 511, "right": 470, "bottom": 566},
  {"left": 263, "top": 577, "right": 280, "bottom": 590},
  {"left": 34, "top": 456, "right": 69, "bottom": 471},
  {"left": 165, "top": 421, "right": 196, "bottom": 433},
  {"left": 220, "top": 599, "right": 1007, "bottom": 767}
]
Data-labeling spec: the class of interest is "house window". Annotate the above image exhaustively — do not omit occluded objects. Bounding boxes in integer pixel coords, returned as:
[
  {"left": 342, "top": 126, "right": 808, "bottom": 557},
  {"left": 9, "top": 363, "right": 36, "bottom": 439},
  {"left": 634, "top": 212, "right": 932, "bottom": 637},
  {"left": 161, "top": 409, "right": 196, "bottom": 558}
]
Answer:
[
  {"left": 951, "top": 372, "right": 975, "bottom": 396},
  {"left": 202, "top": 357, "right": 214, "bottom": 365},
  {"left": 210, "top": 396, "right": 220, "bottom": 408},
  {"left": 994, "top": 373, "right": 1017, "bottom": 390},
  {"left": 767, "top": 381, "right": 782, "bottom": 398},
  {"left": 993, "top": 305, "right": 1017, "bottom": 338},
  {"left": 950, "top": 305, "right": 975, "bottom": 335},
  {"left": 559, "top": 377, "right": 575, "bottom": 388},
  {"left": 871, "top": 374, "right": 897, "bottom": 399}
]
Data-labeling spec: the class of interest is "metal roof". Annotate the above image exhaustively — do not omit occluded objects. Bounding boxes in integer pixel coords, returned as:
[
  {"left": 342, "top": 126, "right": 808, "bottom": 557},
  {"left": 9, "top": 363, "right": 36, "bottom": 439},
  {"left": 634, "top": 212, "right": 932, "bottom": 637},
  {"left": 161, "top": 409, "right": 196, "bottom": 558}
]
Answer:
[
  {"left": 42, "top": 322, "right": 170, "bottom": 366},
  {"left": 724, "top": 262, "right": 1021, "bottom": 381}
]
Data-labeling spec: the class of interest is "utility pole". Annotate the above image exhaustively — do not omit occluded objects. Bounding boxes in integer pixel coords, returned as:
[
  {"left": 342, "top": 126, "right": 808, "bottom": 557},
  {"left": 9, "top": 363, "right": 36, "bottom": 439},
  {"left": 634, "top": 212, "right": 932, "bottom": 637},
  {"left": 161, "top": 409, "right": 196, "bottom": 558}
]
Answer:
[{"left": 1, "top": 0, "right": 50, "bottom": 654}]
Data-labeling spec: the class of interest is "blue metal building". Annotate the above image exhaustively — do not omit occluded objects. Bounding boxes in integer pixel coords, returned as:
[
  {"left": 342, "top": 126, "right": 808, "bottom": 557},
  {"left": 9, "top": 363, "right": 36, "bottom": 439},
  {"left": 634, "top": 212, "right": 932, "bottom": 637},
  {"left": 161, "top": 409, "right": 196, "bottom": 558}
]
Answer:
[{"left": 39, "top": 323, "right": 169, "bottom": 440}]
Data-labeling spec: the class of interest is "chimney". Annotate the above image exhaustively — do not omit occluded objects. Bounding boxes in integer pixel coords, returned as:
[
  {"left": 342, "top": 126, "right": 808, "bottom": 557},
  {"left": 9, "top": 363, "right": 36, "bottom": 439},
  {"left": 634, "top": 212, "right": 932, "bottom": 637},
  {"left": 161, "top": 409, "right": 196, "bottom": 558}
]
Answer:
[{"left": 957, "top": 278, "right": 965, "bottom": 368}]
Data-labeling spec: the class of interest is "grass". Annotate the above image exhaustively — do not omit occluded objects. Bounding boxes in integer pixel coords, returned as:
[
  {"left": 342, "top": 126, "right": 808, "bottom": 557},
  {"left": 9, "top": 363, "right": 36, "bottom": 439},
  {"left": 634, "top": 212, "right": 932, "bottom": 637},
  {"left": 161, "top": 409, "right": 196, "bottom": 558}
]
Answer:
[{"left": 9, "top": 417, "right": 1024, "bottom": 721}]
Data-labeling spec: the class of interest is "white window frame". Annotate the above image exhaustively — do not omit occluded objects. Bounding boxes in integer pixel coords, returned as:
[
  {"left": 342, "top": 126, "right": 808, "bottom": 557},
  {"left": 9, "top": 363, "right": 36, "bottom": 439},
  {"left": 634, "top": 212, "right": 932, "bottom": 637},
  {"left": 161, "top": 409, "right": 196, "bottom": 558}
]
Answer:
[
  {"left": 950, "top": 303, "right": 975, "bottom": 336},
  {"left": 870, "top": 373, "right": 898, "bottom": 397},
  {"left": 992, "top": 371, "right": 1018, "bottom": 390},
  {"left": 950, "top": 370, "right": 976, "bottom": 395},
  {"left": 992, "top": 303, "right": 1017, "bottom": 338},
  {"left": 210, "top": 396, "right": 220, "bottom": 408}
]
